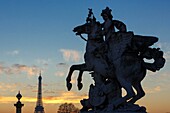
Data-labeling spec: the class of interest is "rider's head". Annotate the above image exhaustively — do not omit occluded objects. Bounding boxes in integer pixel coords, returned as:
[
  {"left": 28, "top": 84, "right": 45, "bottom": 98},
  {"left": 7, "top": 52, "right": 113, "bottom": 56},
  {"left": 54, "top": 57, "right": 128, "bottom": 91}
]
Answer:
[{"left": 101, "top": 7, "right": 113, "bottom": 20}]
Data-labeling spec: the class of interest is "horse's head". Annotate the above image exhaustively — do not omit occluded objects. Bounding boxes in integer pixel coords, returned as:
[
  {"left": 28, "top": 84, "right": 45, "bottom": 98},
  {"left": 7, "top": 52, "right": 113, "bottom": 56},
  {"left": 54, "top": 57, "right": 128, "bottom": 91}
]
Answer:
[{"left": 73, "top": 23, "right": 91, "bottom": 35}]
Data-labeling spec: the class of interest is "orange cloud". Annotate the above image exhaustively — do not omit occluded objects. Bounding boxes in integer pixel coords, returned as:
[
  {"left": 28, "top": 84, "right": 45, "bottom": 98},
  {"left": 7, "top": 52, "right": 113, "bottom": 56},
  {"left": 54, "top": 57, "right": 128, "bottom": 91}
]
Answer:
[
  {"left": 0, "top": 63, "right": 39, "bottom": 76},
  {"left": 154, "top": 86, "right": 161, "bottom": 92},
  {"left": 55, "top": 71, "right": 65, "bottom": 77},
  {"left": 60, "top": 49, "right": 82, "bottom": 62},
  {"left": 0, "top": 82, "right": 17, "bottom": 92},
  {"left": 43, "top": 91, "right": 87, "bottom": 104},
  {"left": 0, "top": 91, "right": 87, "bottom": 104},
  {"left": 0, "top": 96, "right": 16, "bottom": 103},
  {"left": 12, "top": 64, "right": 39, "bottom": 76},
  {"left": 145, "top": 86, "right": 161, "bottom": 94}
]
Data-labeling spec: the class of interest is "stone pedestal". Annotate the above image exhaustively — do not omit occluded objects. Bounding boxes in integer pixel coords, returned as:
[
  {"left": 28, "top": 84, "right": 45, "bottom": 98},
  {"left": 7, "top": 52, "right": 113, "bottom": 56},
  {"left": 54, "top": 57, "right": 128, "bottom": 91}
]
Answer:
[
  {"left": 81, "top": 110, "right": 147, "bottom": 113},
  {"left": 80, "top": 104, "right": 147, "bottom": 113}
]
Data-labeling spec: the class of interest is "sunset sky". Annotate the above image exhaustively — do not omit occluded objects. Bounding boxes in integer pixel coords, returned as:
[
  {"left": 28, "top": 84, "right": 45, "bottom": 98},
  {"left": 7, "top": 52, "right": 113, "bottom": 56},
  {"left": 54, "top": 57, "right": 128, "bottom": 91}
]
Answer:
[{"left": 0, "top": 1, "right": 170, "bottom": 113}]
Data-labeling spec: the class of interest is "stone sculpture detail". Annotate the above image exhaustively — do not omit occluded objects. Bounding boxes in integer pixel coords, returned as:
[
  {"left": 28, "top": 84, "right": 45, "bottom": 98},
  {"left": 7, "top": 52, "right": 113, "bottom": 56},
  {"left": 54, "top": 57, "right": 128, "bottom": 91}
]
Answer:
[{"left": 66, "top": 7, "right": 165, "bottom": 113}]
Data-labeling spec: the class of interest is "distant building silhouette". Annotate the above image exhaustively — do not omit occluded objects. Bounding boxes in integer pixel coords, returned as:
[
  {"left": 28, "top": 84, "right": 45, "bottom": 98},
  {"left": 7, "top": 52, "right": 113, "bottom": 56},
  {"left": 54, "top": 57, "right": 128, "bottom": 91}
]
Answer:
[
  {"left": 34, "top": 72, "right": 45, "bottom": 113},
  {"left": 14, "top": 91, "right": 24, "bottom": 113}
]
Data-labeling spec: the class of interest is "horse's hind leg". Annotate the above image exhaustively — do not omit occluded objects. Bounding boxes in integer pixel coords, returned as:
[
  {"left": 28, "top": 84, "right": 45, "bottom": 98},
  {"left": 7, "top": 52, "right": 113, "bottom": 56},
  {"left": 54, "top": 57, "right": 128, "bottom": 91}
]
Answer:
[
  {"left": 77, "top": 70, "right": 84, "bottom": 90},
  {"left": 129, "top": 82, "right": 145, "bottom": 104},
  {"left": 112, "top": 78, "right": 135, "bottom": 108},
  {"left": 121, "top": 82, "right": 135, "bottom": 102}
]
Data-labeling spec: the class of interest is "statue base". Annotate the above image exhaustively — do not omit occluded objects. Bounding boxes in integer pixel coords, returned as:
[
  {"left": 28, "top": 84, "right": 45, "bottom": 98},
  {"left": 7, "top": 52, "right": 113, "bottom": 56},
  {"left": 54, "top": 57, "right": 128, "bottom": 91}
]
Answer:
[
  {"left": 80, "top": 111, "right": 147, "bottom": 113},
  {"left": 80, "top": 83, "right": 147, "bottom": 113},
  {"left": 80, "top": 104, "right": 147, "bottom": 113}
]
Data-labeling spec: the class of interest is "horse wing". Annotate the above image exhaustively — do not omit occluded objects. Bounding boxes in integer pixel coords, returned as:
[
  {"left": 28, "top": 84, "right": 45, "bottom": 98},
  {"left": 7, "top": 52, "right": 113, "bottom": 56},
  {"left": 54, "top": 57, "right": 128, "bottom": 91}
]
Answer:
[
  {"left": 112, "top": 20, "right": 127, "bottom": 32},
  {"left": 132, "top": 35, "right": 158, "bottom": 51},
  {"left": 108, "top": 32, "right": 133, "bottom": 61}
]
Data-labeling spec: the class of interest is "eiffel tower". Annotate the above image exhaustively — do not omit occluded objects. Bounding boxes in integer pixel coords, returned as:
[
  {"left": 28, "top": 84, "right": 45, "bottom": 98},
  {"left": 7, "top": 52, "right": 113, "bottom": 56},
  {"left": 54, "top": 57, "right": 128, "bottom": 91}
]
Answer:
[{"left": 34, "top": 72, "right": 45, "bottom": 113}]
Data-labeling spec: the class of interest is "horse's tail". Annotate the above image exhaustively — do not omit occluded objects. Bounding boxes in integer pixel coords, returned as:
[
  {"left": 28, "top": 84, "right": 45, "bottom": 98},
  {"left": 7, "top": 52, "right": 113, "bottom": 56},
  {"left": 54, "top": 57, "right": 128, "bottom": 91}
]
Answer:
[{"left": 141, "top": 48, "right": 165, "bottom": 72}]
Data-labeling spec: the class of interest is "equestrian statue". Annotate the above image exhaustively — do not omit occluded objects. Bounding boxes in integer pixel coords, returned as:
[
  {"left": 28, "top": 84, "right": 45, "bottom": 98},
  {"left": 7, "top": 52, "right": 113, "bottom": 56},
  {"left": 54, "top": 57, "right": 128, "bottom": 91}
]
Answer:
[{"left": 66, "top": 7, "right": 165, "bottom": 113}]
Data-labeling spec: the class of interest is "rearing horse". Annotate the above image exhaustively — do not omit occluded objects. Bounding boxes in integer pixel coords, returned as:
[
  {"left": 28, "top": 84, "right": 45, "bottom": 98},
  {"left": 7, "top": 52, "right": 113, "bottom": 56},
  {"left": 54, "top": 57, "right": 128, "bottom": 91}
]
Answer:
[
  {"left": 66, "top": 20, "right": 111, "bottom": 91},
  {"left": 66, "top": 20, "right": 165, "bottom": 108}
]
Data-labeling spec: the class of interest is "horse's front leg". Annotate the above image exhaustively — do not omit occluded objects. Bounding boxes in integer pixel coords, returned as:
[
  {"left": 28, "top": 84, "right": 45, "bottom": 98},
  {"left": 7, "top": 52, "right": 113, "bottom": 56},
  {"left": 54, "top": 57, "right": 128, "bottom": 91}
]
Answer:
[
  {"left": 77, "top": 70, "right": 84, "bottom": 90},
  {"left": 66, "top": 64, "right": 87, "bottom": 91},
  {"left": 66, "top": 65, "right": 78, "bottom": 91}
]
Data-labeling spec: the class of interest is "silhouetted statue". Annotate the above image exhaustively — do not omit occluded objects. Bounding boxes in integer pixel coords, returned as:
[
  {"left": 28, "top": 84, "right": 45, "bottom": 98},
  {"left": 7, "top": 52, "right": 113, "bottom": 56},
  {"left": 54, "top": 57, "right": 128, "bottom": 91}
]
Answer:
[{"left": 66, "top": 7, "right": 165, "bottom": 113}]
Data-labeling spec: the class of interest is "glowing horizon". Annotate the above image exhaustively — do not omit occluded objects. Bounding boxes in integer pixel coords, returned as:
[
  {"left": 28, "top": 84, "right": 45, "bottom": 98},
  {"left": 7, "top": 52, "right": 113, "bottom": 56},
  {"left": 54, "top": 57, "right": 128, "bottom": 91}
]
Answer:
[{"left": 0, "top": 1, "right": 170, "bottom": 113}]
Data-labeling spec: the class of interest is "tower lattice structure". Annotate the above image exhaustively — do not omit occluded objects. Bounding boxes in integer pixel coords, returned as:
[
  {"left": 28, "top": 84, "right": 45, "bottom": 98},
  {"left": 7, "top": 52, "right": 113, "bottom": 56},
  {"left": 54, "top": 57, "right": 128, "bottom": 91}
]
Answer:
[{"left": 34, "top": 73, "right": 45, "bottom": 113}]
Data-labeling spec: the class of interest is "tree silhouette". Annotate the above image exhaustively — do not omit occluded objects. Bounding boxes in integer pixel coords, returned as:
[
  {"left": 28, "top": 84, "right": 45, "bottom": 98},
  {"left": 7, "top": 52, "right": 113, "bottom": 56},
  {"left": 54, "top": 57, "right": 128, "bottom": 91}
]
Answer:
[{"left": 57, "top": 103, "right": 79, "bottom": 113}]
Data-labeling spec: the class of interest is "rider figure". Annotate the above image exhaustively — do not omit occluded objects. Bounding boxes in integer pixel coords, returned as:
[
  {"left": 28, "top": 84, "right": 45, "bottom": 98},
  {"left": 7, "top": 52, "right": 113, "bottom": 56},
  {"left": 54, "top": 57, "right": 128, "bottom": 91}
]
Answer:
[
  {"left": 100, "top": 7, "right": 162, "bottom": 73},
  {"left": 101, "top": 7, "right": 115, "bottom": 40},
  {"left": 100, "top": 7, "right": 127, "bottom": 41}
]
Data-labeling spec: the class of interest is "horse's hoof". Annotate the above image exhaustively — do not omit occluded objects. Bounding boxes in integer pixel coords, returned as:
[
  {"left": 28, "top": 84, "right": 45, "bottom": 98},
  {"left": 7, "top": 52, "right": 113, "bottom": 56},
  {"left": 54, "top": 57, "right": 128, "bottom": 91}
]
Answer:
[
  {"left": 67, "top": 83, "right": 72, "bottom": 91},
  {"left": 78, "top": 83, "right": 83, "bottom": 90}
]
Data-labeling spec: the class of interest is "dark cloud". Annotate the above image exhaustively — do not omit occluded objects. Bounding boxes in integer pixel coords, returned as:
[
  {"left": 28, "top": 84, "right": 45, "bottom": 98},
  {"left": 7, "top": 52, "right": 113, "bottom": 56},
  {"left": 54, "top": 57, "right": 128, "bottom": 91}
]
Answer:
[
  {"left": 57, "top": 63, "right": 68, "bottom": 66},
  {"left": 26, "top": 84, "right": 36, "bottom": 90},
  {"left": 44, "top": 90, "right": 56, "bottom": 94}
]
